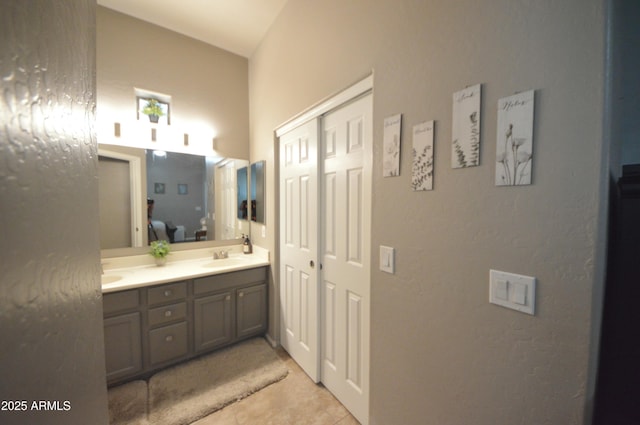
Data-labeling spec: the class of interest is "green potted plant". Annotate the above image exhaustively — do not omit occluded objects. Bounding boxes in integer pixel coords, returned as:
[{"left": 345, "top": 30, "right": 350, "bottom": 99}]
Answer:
[
  {"left": 141, "top": 99, "right": 165, "bottom": 123},
  {"left": 149, "top": 240, "right": 170, "bottom": 266}
]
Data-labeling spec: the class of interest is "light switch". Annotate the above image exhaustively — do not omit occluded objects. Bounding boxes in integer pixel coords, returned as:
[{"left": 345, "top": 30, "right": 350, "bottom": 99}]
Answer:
[
  {"left": 512, "top": 282, "right": 527, "bottom": 305},
  {"left": 495, "top": 280, "right": 509, "bottom": 301},
  {"left": 489, "top": 269, "right": 536, "bottom": 315},
  {"left": 380, "top": 246, "right": 395, "bottom": 274}
]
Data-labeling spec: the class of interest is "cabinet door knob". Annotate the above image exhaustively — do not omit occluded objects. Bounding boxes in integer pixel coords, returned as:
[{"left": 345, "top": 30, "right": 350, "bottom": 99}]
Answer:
[
  {"left": 164, "top": 290, "right": 172, "bottom": 297},
  {"left": 164, "top": 310, "right": 172, "bottom": 317},
  {"left": 239, "top": 292, "right": 244, "bottom": 298},
  {"left": 165, "top": 335, "right": 173, "bottom": 343},
  {"left": 225, "top": 295, "right": 231, "bottom": 301}
]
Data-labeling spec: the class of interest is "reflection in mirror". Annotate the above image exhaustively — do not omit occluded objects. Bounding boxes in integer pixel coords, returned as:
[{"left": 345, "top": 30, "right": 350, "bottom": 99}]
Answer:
[
  {"left": 98, "top": 146, "right": 144, "bottom": 249},
  {"left": 216, "top": 159, "right": 249, "bottom": 241},
  {"left": 98, "top": 144, "right": 249, "bottom": 251},
  {"left": 99, "top": 156, "right": 134, "bottom": 249},
  {"left": 251, "top": 160, "right": 266, "bottom": 223},
  {"left": 237, "top": 167, "right": 248, "bottom": 220},
  {"left": 147, "top": 150, "right": 208, "bottom": 243}
]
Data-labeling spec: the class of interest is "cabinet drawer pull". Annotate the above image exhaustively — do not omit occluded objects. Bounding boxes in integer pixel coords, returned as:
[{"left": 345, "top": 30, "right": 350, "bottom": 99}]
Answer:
[
  {"left": 164, "top": 310, "right": 172, "bottom": 317},
  {"left": 165, "top": 335, "right": 173, "bottom": 343},
  {"left": 164, "top": 290, "right": 172, "bottom": 297}
]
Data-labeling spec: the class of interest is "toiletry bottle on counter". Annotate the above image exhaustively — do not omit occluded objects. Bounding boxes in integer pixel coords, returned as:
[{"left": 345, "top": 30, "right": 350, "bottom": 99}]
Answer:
[{"left": 243, "top": 234, "right": 253, "bottom": 254}]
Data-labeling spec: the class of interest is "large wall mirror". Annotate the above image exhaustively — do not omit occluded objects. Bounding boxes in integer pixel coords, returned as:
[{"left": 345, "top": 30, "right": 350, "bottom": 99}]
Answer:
[
  {"left": 251, "top": 160, "right": 265, "bottom": 223},
  {"left": 99, "top": 144, "right": 249, "bottom": 253}
]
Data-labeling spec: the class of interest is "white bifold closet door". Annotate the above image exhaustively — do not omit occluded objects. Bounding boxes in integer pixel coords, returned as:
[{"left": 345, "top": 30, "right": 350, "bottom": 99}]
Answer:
[
  {"left": 279, "top": 84, "right": 372, "bottom": 425},
  {"left": 279, "top": 119, "right": 320, "bottom": 382},
  {"left": 320, "top": 94, "right": 372, "bottom": 424}
]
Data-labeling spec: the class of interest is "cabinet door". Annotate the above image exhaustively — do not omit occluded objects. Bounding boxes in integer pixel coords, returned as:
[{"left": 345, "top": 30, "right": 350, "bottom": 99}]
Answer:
[
  {"left": 104, "top": 312, "right": 142, "bottom": 383},
  {"left": 194, "top": 291, "right": 233, "bottom": 353},
  {"left": 236, "top": 284, "right": 267, "bottom": 339}
]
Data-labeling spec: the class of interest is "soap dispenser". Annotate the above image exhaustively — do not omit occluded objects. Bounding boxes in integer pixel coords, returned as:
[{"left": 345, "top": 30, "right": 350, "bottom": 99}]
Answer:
[{"left": 243, "top": 234, "right": 253, "bottom": 254}]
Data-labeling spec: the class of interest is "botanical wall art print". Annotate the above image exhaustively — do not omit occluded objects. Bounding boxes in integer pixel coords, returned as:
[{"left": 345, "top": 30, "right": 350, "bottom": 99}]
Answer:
[
  {"left": 383, "top": 114, "right": 402, "bottom": 177},
  {"left": 451, "top": 84, "right": 481, "bottom": 168},
  {"left": 495, "top": 90, "right": 535, "bottom": 186},
  {"left": 412, "top": 120, "right": 435, "bottom": 191}
]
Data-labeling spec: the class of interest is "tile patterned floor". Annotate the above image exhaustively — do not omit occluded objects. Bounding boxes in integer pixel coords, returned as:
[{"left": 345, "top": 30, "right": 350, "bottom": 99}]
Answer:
[{"left": 191, "top": 348, "right": 360, "bottom": 425}]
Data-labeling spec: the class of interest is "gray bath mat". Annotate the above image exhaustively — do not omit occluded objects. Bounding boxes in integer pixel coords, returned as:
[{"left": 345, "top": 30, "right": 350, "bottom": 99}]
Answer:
[
  {"left": 108, "top": 379, "right": 148, "bottom": 425},
  {"left": 148, "top": 337, "right": 288, "bottom": 425},
  {"left": 108, "top": 337, "right": 288, "bottom": 425}
]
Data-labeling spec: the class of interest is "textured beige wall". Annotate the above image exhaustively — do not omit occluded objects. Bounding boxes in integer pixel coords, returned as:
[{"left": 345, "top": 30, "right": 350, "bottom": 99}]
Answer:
[
  {"left": 250, "top": 1, "right": 608, "bottom": 424},
  {"left": 97, "top": 6, "right": 249, "bottom": 160},
  {"left": 1, "top": 1, "right": 109, "bottom": 423}
]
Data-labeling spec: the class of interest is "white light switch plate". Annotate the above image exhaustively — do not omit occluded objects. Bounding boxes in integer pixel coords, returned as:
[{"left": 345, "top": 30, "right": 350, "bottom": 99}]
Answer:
[
  {"left": 489, "top": 269, "right": 536, "bottom": 315},
  {"left": 380, "top": 246, "right": 395, "bottom": 274}
]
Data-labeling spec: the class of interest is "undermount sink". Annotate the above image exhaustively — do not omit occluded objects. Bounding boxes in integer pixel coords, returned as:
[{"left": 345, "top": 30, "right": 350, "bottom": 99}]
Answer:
[
  {"left": 202, "top": 257, "right": 249, "bottom": 268},
  {"left": 101, "top": 274, "right": 123, "bottom": 285}
]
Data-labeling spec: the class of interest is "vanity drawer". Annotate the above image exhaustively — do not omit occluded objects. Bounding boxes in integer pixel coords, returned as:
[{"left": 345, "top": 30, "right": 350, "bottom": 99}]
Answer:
[
  {"left": 149, "top": 322, "right": 188, "bottom": 366},
  {"left": 148, "top": 302, "right": 187, "bottom": 327},
  {"left": 148, "top": 281, "right": 187, "bottom": 306},
  {"left": 194, "top": 267, "right": 267, "bottom": 295},
  {"left": 103, "top": 290, "right": 139, "bottom": 315}
]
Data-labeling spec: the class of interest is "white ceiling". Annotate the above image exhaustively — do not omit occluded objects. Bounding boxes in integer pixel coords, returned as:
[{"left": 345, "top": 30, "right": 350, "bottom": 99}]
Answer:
[{"left": 97, "top": 0, "right": 289, "bottom": 58}]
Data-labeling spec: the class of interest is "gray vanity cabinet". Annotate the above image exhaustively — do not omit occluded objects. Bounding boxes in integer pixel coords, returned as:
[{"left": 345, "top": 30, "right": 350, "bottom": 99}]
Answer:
[
  {"left": 193, "top": 267, "right": 267, "bottom": 355},
  {"left": 103, "top": 266, "right": 268, "bottom": 386},
  {"left": 103, "top": 290, "right": 143, "bottom": 383}
]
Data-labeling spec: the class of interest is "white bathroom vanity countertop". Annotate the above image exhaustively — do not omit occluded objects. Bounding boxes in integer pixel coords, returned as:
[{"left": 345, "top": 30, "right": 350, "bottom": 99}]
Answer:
[{"left": 101, "top": 246, "right": 269, "bottom": 294}]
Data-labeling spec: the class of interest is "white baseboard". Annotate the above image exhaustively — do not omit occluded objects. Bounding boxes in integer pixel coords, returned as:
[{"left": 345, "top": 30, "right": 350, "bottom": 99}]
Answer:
[{"left": 264, "top": 333, "right": 277, "bottom": 348}]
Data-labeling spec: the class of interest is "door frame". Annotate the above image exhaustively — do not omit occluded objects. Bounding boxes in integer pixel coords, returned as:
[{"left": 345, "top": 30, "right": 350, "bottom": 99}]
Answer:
[
  {"left": 275, "top": 74, "right": 374, "bottom": 343},
  {"left": 275, "top": 75, "right": 374, "bottom": 139},
  {"left": 275, "top": 73, "right": 373, "bottom": 419}
]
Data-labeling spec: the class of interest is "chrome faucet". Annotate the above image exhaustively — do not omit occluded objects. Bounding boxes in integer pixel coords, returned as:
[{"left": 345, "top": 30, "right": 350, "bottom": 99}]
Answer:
[{"left": 213, "top": 250, "right": 228, "bottom": 259}]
